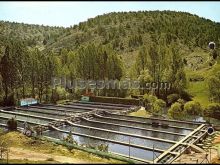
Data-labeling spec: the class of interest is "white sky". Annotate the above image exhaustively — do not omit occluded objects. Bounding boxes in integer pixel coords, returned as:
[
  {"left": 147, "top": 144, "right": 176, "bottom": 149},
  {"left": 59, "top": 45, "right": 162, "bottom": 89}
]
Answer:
[{"left": 0, "top": 1, "right": 220, "bottom": 27}]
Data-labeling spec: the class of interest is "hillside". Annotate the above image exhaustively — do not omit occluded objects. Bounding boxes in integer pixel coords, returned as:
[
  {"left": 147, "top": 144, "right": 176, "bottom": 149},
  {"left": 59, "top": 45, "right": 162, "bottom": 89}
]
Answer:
[
  {"left": 1, "top": 11, "right": 220, "bottom": 68},
  {"left": 0, "top": 21, "right": 65, "bottom": 50},
  {"left": 0, "top": 10, "right": 220, "bottom": 107},
  {"left": 45, "top": 11, "right": 220, "bottom": 69}
]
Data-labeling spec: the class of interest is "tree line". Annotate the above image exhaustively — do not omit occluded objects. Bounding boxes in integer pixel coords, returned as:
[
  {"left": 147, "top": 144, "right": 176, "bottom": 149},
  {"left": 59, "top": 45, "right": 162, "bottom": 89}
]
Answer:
[{"left": 0, "top": 39, "right": 125, "bottom": 105}]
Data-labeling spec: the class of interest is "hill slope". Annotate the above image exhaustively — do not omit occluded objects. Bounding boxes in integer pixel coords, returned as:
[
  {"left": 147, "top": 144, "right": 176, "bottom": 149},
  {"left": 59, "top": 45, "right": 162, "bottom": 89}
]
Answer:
[
  {"left": 0, "top": 21, "right": 65, "bottom": 50},
  {"left": 0, "top": 10, "right": 220, "bottom": 106},
  {"left": 45, "top": 10, "right": 220, "bottom": 69}
]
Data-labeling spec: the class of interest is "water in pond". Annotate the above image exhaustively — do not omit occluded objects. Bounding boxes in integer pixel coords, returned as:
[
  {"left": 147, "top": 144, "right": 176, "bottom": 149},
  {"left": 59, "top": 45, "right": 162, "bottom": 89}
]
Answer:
[
  {"left": 78, "top": 101, "right": 132, "bottom": 108},
  {"left": 13, "top": 109, "right": 65, "bottom": 119},
  {"left": 29, "top": 107, "right": 86, "bottom": 115},
  {"left": 191, "top": 116, "right": 220, "bottom": 125},
  {"left": 24, "top": 108, "right": 74, "bottom": 116},
  {"left": 78, "top": 120, "right": 184, "bottom": 141},
  {"left": 0, "top": 117, "right": 37, "bottom": 127},
  {"left": 0, "top": 111, "right": 50, "bottom": 124},
  {"left": 36, "top": 105, "right": 92, "bottom": 113},
  {"left": 91, "top": 116, "right": 192, "bottom": 135},
  {"left": 106, "top": 113, "right": 199, "bottom": 129},
  {"left": 59, "top": 124, "right": 173, "bottom": 150},
  {"left": 67, "top": 102, "right": 125, "bottom": 110},
  {"left": 43, "top": 129, "right": 161, "bottom": 161}
]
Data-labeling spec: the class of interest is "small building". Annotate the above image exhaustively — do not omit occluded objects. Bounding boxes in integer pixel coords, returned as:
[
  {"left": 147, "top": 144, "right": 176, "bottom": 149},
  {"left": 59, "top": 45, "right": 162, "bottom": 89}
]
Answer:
[{"left": 20, "top": 98, "right": 38, "bottom": 106}]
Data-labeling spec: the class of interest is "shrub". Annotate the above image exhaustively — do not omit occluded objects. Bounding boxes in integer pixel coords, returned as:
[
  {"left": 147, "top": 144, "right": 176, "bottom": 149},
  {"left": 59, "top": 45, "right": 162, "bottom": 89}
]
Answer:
[
  {"left": 204, "top": 103, "right": 220, "bottom": 117},
  {"left": 168, "top": 102, "right": 184, "bottom": 120},
  {"left": 156, "top": 99, "right": 166, "bottom": 108},
  {"left": 143, "top": 94, "right": 166, "bottom": 115},
  {"left": 51, "top": 87, "right": 69, "bottom": 103},
  {"left": 51, "top": 89, "right": 59, "bottom": 103},
  {"left": 46, "top": 158, "right": 55, "bottom": 161},
  {"left": 153, "top": 99, "right": 166, "bottom": 115},
  {"left": 177, "top": 99, "right": 185, "bottom": 105},
  {"left": 179, "top": 90, "right": 193, "bottom": 101},
  {"left": 7, "top": 117, "right": 17, "bottom": 131},
  {"left": 167, "top": 94, "right": 180, "bottom": 105},
  {"left": 189, "top": 74, "right": 204, "bottom": 82},
  {"left": 184, "top": 101, "right": 202, "bottom": 116},
  {"left": 3, "top": 94, "right": 16, "bottom": 106},
  {"left": 143, "top": 94, "right": 157, "bottom": 107}
]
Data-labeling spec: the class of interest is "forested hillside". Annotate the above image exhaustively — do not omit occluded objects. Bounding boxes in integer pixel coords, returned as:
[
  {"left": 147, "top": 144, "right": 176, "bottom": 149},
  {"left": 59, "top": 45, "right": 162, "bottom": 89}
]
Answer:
[
  {"left": 0, "top": 10, "right": 220, "bottom": 118},
  {"left": 48, "top": 11, "right": 220, "bottom": 50},
  {"left": 46, "top": 11, "right": 220, "bottom": 68},
  {"left": 0, "top": 21, "right": 65, "bottom": 49}
]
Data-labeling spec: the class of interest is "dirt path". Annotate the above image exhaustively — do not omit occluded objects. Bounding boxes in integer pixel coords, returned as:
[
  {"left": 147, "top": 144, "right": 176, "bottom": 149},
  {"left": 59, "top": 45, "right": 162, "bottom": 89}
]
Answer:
[{"left": 8, "top": 147, "right": 94, "bottom": 163}]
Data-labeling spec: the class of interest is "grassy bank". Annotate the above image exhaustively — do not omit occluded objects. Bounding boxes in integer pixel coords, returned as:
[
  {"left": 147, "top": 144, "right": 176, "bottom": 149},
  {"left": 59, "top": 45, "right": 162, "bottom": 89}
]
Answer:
[{"left": 0, "top": 131, "right": 125, "bottom": 164}]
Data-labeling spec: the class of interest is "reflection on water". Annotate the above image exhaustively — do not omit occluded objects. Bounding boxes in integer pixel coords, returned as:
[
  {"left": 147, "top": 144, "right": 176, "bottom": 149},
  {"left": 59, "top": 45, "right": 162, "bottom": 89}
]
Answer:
[
  {"left": 107, "top": 113, "right": 199, "bottom": 129},
  {"left": 43, "top": 129, "right": 161, "bottom": 161},
  {"left": 91, "top": 116, "right": 192, "bottom": 135},
  {"left": 0, "top": 112, "right": 50, "bottom": 124},
  {"left": 13, "top": 110, "right": 65, "bottom": 119},
  {"left": 79, "top": 120, "right": 183, "bottom": 141},
  {"left": 59, "top": 125, "right": 173, "bottom": 150},
  {"left": 0, "top": 117, "right": 37, "bottom": 127},
  {"left": 68, "top": 102, "right": 125, "bottom": 110},
  {"left": 32, "top": 106, "right": 91, "bottom": 113},
  {"left": 24, "top": 108, "right": 73, "bottom": 116},
  {"left": 191, "top": 116, "right": 220, "bottom": 125}
]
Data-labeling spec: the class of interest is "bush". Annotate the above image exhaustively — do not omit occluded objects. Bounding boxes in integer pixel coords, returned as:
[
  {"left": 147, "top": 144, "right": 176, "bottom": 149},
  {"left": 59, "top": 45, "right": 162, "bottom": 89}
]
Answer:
[
  {"left": 204, "top": 103, "right": 220, "bottom": 117},
  {"left": 153, "top": 99, "right": 166, "bottom": 115},
  {"left": 167, "top": 94, "right": 180, "bottom": 105},
  {"left": 143, "top": 94, "right": 166, "bottom": 115},
  {"left": 168, "top": 102, "right": 184, "bottom": 120},
  {"left": 184, "top": 101, "right": 202, "bottom": 116},
  {"left": 143, "top": 94, "right": 157, "bottom": 107},
  {"left": 189, "top": 74, "right": 204, "bottom": 82},
  {"left": 179, "top": 90, "right": 193, "bottom": 101},
  {"left": 51, "top": 87, "right": 69, "bottom": 103},
  {"left": 51, "top": 89, "right": 59, "bottom": 103},
  {"left": 3, "top": 94, "right": 16, "bottom": 106},
  {"left": 46, "top": 158, "right": 55, "bottom": 161},
  {"left": 156, "top": 99, "right": 166, "bottom": 108},
  {"left": 7, "top": 117, "right": 17, "bottom": 131}
]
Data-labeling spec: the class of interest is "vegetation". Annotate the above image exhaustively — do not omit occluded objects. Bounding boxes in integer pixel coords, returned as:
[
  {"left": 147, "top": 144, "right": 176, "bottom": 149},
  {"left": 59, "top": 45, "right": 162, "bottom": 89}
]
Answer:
[
  {"left": 168, "top": 102, "right": 185, "bottom": 120},
  {"left": 167, "top": 99, "right": 203, "bottom": 120},
  {"left": 207, "top": 71, "right": 220, "bottom": 102},
  {"left": 167, "top": 93, "right": 180, "bottom": 106},
  {"left": 129, "top": 107, "right": 151, "bottom": 118},
  {"left": 204, "top": 103, "right": 220, "bottom": 118},
  {"left": 143, "top": 94, "right": 166, "bottom": 115},
  {"left": 0, "top": 131, "right": 125, "bottom": 164},
  {"left": 7, "top": 117, "right": 17, "bottom": 131},
  {"left": 0, "top": 10, "right": 220, "bottom": 114},
  {"left": 183, "top": 101, "right": 202, "bottom": 116}
]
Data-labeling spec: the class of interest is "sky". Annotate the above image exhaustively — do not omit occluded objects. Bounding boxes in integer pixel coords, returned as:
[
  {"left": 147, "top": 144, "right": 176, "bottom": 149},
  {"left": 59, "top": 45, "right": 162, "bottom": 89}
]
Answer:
[{"left": 0, "top": 1, "right": 220, "bottom": 27}]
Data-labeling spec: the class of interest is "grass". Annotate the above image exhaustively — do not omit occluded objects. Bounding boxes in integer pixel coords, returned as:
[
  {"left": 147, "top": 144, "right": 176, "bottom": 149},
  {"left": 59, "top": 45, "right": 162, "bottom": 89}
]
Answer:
[
  {"left": 185, "top": 57, "right": 220, "bottom": 108},
  {"left": 187, "top": 81, "right": 210, "bottom": 108},
  {"left": 0, "top": 131, "right": 125, "bottom": 164},
  {"left": 0, "top": 159, "right": 59, "bottom": 164},
  {"left": 129, "top": 108, "right": 151, "bottom": 118},
  {"left": 56, "top": 99, "right": 71, "bottom": 104}
]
